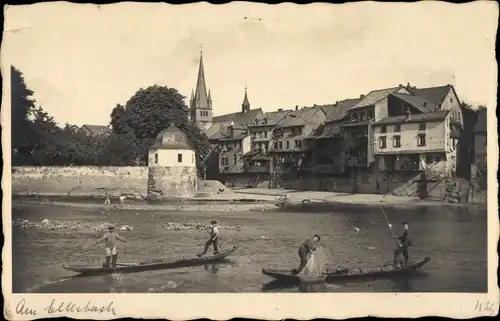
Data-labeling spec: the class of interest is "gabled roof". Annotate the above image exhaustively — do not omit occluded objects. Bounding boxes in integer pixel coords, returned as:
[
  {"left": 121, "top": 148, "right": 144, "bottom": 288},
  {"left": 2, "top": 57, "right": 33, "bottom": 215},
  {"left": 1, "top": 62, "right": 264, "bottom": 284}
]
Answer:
[
  {"left": 81, "top": 125, "right": 110, "bottom": 135},
  {"left": 248, "top": 109, "right": 291, "bottom": 127},
  {"left": 408, "top": 85, "right": 452, "bottom": 106},
  {"left": 324, "top": 98, "right": 362, "bottom": 123},
  {"left": 373, "top": 111, "right": 449, "bottom": 126},
  {"left": 276, "top": 106, "right": 326, "bottom": 128},
  {"left": 351, "top": 86, "right": 406, "bottom": 109},
  {"left": 212, "top": 108, "right": 263, "bottom": 126},
  {"left": 218, "top": 133, "right": 250, "bottom": 142},
  {"left": 474, "top": 108, "right": 487, "bottom": 133},
  {"left": 390, "top": 93, "right": 436, "bottom": 113}
]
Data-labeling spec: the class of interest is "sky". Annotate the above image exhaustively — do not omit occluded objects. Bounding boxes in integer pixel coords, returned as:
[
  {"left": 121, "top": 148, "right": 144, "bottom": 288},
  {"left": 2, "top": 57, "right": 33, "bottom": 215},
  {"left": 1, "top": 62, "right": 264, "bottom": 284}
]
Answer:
[{"left": 2, "top": 2, "right": 498, "bottom": 126}]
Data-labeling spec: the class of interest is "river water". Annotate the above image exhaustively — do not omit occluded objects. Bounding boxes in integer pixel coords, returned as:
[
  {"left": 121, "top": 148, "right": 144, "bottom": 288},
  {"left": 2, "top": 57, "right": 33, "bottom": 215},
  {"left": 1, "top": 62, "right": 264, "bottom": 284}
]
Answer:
[{"left": 12, "top": 202, "right": 487, "bottom": 293}]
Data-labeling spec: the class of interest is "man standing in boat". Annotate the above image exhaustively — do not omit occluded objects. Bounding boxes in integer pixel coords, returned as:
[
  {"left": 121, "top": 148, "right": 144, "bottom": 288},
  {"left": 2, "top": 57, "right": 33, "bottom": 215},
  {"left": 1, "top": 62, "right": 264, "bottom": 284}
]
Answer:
[
  {"left": 393, "top": 222, "right": 412, "bottom": 267},
  {"left": 293, "top": 234, "right": 321, "bottom": 275},
  {"left": 198, "top": 220, "right": 220, "bottom": 257},
  {"left": 89, "top": 223, "right": 127, "bottom": 267}
]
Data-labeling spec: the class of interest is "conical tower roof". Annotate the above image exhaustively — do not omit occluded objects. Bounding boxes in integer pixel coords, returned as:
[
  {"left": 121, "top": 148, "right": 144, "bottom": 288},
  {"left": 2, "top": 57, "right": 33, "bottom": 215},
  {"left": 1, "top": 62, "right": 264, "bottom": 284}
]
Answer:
[
  {"left": 193, "top": 51, "right": 210, "bottom": 110},
  {"left": 150, "top": 124, "right": 193, "bottom": 150}
]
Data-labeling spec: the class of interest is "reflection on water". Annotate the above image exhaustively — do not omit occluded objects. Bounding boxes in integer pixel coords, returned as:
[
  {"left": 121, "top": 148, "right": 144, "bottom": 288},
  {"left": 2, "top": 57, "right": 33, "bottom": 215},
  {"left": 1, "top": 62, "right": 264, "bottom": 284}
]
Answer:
[
  {"left": 12, "top": 203, "right": 487, "bottom": 293},
  {"left": 204, "top": 264, "right": 220, "bottom": 274}
]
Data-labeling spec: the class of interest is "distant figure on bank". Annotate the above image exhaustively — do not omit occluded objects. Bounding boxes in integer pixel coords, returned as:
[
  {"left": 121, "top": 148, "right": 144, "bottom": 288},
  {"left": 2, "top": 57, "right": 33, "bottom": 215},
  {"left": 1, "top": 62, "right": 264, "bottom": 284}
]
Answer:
[
  {"left": 104, "top": 193, "right": 111, "bottom": 205},
  {"left": 90, "top": 223, "right": 127, "bottom": 267},
  {"left": 293, "top": 234, "right": 320, "bottom": 275},
  {"left": 393, "top": 222, "right": 412, "bottom": 267},
  {"left": 198, "top": 220, "right": 220, "bottom": 257}
]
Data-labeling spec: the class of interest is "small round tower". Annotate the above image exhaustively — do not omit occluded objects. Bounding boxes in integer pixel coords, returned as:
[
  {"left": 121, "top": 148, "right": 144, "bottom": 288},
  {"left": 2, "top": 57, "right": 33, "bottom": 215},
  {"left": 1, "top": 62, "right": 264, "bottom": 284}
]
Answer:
[{"left": 147, "top": 125, "right": 197, "bottom": 199}]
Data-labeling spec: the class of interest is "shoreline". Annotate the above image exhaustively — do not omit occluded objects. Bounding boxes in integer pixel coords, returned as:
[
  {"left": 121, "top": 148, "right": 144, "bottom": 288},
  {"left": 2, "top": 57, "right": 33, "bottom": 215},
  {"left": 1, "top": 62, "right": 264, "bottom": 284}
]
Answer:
[{"left": 11, "top": 195, "right": 486, "bottom": 213}]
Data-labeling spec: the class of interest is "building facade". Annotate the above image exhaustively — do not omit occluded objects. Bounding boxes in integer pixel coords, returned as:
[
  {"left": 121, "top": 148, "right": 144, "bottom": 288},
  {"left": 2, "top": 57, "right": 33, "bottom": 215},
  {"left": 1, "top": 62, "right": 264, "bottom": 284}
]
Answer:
[
  {"left": 218, "top": 125, "right": 251, "bottom": 175},
  {"left": 309, "top": 98, "right": 361, "bottom": 174},
  {"left": 245, "top": 109, "right": 291, "bottom": 174},
  {"left": 372, "top": 111, "right": 458, "bottom": 177},
  {"left": 269, "top": 106, "right": 327, "bottom": 173}
]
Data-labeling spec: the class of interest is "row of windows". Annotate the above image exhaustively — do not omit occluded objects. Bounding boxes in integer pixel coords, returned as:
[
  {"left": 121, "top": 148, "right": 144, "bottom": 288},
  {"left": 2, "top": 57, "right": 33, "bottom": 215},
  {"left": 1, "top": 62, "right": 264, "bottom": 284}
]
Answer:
[
  {"left": 350, "top": 110, "right": 374, "bottom": 121},
  {"left": 451, "top": 109, "right": 461, "bottom": 122},
  {"left": 252, "top": 131, "right": 268, "bottom": 139},
  {"left": 380, "top": 123, "right": 426, "bottom": 133},
  {"left": 200, "top": 110, "right": 210, "bottom": 117},
  {"left": 154, "top": 153, "right": 185, "bottom": 163},
  {"left": 379, "top": 134, "right": 426, "bottom": 148},
  {"left": 272, "top": 140, "right": 303, "bottom": 150},
  {"left": 221, "top": 156, "right": 237, "bottom": 166}
]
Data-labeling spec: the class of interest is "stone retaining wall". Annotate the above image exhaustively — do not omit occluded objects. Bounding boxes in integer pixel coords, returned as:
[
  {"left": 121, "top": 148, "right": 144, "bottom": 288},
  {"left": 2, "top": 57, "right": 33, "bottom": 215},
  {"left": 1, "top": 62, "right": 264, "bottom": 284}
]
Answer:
[{"left": 11, "top": 166, "right": 148, "bottom": 197}]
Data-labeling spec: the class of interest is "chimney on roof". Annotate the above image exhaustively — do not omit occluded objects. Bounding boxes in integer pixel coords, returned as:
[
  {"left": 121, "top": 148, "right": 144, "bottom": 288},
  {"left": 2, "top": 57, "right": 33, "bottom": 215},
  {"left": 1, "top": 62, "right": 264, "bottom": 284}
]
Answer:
[
  {"left": 278, "top": 108, "right": 283, "bottom": 112},
  {"left": 360, "top": 94, "right": 365, "bottom": 99},
  {"left": 295, "top": 105, "right": 299, "bottom": 111}
]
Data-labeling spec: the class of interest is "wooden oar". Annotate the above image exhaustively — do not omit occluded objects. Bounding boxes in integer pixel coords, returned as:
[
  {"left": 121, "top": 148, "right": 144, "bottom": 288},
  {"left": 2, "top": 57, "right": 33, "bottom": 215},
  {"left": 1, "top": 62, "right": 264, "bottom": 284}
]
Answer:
[{"left": 380, "top": 207, "right": 401, "bottom": 247}]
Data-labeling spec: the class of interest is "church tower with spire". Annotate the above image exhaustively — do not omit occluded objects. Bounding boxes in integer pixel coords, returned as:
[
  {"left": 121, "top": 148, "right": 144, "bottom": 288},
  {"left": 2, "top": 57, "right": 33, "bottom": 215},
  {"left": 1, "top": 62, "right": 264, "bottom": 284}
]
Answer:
[
  {"left": 241, "top": 86, "right": 250, "bottom": 113},
  {"left": 190, "top": 50, "right": 213, "bottom": 129}
]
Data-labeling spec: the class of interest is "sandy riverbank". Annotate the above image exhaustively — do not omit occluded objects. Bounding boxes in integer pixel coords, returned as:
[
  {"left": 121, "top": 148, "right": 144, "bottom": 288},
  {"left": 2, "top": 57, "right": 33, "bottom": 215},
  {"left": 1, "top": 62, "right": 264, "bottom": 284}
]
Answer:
[{"left": 232, "top": 188, "right": 486, "bottom": 211}]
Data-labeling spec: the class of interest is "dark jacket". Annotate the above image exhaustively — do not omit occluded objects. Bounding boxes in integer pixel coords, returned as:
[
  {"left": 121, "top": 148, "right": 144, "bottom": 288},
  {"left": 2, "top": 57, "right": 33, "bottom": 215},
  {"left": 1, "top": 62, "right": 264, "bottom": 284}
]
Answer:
[
  {"left": 398, "top": 230, "right": 412, "bottom": 248},
  {"left": 299, "top": 238, "right": 317, "bottom": 253}
]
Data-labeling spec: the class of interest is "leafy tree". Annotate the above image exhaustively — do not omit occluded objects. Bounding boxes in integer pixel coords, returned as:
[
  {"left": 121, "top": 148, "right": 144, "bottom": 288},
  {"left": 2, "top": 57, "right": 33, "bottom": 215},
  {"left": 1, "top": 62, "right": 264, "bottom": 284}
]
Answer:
[
  {"left": 11, "top": 66, "right": 37, "bottom": 165},
  {"left": 98, "top": 130, "right": 142, "bottom": 166},
  {"left": 109, "top": 85, "right": 210, "bottom": 172}
]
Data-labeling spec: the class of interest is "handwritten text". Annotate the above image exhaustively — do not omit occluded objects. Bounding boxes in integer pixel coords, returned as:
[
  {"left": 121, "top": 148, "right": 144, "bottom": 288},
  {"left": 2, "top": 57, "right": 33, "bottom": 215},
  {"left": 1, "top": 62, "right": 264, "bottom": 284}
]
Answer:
[{"left": 44, "top": 299, "right": 117, "bottom": 316}]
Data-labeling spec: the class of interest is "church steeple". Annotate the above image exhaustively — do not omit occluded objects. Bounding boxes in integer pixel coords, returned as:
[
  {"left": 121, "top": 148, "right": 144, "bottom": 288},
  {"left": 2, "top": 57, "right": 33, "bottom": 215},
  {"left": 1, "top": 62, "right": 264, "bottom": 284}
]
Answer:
[
  {"left": 193, "top": 50, "right": 210, "bottom": 110},
  {"left": 242, "top": 86, "right": 250, "bottom": 113},
  {"left": 190, "top": 49, "right": 213, "bottom": 129}
]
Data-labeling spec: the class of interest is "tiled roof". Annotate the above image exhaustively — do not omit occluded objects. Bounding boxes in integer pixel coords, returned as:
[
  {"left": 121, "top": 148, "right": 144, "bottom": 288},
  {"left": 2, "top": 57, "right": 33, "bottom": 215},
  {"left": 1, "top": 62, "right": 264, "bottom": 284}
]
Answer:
[
  {"left": 324, "top": 98, "right": 362, "bottom": 123},
  {"left": 212, "top": 108, "right": 263, "bottom": 126},
  {"left": 351, "top": 86, "right": 405, "bottom": 109},
  {"left": 304, "top": 123, "right": 325, "bottom": 139},
  {"left": 373, "top": 111, "right": 449, "bottom": 126},
  {"left": 390, "top": 93, "right": 436, "bottom": 113},
  {"left": 474, "top": 108, "right": 487, "bottom": 133},
  {"left": 276, "top": 106, "right": 325, "bottom": 128},
  {"left": 218, "top": 132, "right": 250, "bottom": 142},
  {"left": 409, "top": 85, "right": 451, "bottom": 106},
  {"left": 248, "top": 110, "right": 291, "bottom": 126},
  {"left": 316, "top": 122, "right": 343, "bottom": 139},
  {"left": 81, "top": 125, "right": 110, "bottom": 135},
  {"left": 207, "top": 121, "right": 230, "bottom": 140}
]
